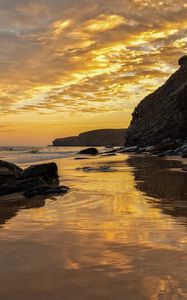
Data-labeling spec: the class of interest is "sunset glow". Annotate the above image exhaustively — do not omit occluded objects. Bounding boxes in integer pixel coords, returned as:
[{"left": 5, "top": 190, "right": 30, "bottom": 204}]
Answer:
[{"left": 0, "top": 0, "right": 187, "bottom": 145}]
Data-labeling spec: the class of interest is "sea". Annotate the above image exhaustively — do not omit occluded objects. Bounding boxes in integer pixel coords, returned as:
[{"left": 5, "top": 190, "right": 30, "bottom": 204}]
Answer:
[{"left": 0, "top": 146, "right": 88, "bottom": 165}]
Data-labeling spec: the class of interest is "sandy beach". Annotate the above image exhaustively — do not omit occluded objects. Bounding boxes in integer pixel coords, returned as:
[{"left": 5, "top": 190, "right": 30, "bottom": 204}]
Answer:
[{"left": 0, "top": 153, "right": 187, "bottom": 300}]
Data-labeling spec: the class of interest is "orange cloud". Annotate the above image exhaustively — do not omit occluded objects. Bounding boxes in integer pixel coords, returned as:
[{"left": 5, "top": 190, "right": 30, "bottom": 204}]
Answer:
[
  {"left": 0, "top": 0, "right": 187, "bottom": 144},
  {"left": 84, "top": 14, "right": 126, "bottom": 33}
]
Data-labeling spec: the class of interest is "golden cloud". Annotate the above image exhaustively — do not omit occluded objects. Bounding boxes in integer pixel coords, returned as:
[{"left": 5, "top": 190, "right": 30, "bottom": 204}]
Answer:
[
  {"left": 84, "top": 14, "right": 126, "bottom": 33},
  {"left": 51, "top": 19, "right": 73, "bottom": 36},
  {"left": 0, "top": 0, "right": 187, "bottom": 143}
]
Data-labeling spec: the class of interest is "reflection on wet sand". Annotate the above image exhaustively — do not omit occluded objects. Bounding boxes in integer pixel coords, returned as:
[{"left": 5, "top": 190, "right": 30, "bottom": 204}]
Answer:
[
  {"left": 0, "top": 155, "right": 186, "bottom": 300},
  {"left": 127, "top": 156, "right": 187, "bottom": 220},
  {"left": 0, "top": 193, "right": 55, "bottom": 226}
]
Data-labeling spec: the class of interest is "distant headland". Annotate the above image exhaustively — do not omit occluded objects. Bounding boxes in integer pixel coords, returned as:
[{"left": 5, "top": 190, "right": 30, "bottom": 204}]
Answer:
[{"left": 53, "top": 129, "right": 127, "bottom": 147}]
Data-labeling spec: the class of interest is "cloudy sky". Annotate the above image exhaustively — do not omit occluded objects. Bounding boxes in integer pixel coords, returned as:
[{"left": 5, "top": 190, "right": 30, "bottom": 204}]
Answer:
[{"left": 0, "top": 0, "right": 187, "bottom": 145}]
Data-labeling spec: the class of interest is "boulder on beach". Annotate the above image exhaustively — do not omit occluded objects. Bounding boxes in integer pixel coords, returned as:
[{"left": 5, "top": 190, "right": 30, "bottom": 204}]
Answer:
[
  {"left": 78, "top": 148, "right": 99, "bottom": 155},
  {"left": 24, "top": 162, "right": 58, "bottom": 180},
  {"left": 0, "top": 160, "right": 68, "bottom": 198},
  {"left": 0, "top": 160, "right": 23, "bottom": 184}
]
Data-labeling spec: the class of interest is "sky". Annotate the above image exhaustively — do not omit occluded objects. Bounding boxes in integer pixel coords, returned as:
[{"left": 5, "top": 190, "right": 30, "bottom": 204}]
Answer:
[{"left": 0, "top": 0, "right": 187, "bottom": 145}]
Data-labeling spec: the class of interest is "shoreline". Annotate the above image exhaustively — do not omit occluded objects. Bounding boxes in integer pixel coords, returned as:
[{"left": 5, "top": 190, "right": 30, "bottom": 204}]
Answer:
[{"left": 0, "top": 152, "right": 186, "bottom": 206}]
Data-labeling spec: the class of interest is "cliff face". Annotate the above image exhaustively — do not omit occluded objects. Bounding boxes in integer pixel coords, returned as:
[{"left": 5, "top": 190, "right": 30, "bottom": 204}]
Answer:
[
  {"left": 53, "top": 129, "right": 127, "bottom": 147},
  {"left": 126, "top": 56, "right": 187, "bottom": 146}
]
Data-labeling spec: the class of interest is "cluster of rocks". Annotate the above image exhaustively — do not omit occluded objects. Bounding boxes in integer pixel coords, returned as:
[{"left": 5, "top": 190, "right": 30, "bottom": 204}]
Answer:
[
  {"left": 121, "top": 138, "right": 187, "bottom": 158},
  {"left": 76, "top": 147, "right": 118, "bottom": 158},
  {"left": 0, "top": 160, "right": 69, "bottom": 198},
  {"left": 75, "top": 141, "right": 187, "bottom": 172},
  {"left": 76, "top": 166, "right": 114, "bottom": 173}
]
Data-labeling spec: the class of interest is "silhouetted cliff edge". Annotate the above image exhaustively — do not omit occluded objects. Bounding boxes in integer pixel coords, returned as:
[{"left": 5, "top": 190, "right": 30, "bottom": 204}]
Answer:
[
  {"left": 53, "top": 129, "right": 127, "bottom": 147},
  {"left": 126, "top": 56, "right": 187, "bottom": 147}
]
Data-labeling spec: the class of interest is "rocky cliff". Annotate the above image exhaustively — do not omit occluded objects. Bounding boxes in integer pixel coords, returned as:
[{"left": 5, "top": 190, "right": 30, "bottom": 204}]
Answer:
[
  {"left": 53, "top": 129, "right": 127, "bottom": 147},
  {"left": 126, "top": 56, "right": 187, "bottom": 146}
]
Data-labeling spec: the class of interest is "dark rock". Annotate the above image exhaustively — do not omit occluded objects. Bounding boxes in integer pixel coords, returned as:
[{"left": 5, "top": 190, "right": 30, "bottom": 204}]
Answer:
[
  {"left": 182, "top": 146, "right": 187, "bottom": 157},
  {"left": 77, "top": 166, "right": 113, "bottom": 172},
  {"left": 136, "top": 147, "right": 146, "bottom": 153},
  {"left": 27, "top": 150, "right": 39, "bottom": 154},
  {"left": 24, "top": 163, "right": 58, "bottom": 180},
  {"left": 102, "top": 153, "right": 116, "bottom": 156},
  {"left": 178, "top": 55, "right": 187, "bottom": 68},
  {"left": 0, "top": 185, "right": 15, "bottom": 196},
  {"left": 78, "top": 148, "right": 99, "bottom": 155},
  {"left": 0, "top": 177, "right": 46, "bottom": 196},
  {"left": 147, "top": 139, "right": 180, "bottom": 154},
  {"left": 126, "top": 56, "right": 187, "bottom": 147},
  {"left": 120, "top": 146, "right": 138, "bottom": 153},
  {"left": 13, "top": 177, "right": 46, "bottom": 190},
  {"left": 24, "top": 185, "right": 69, "bottom": 198},
  {"left": 157, "top": 150, "right": 174, "bottom": 157},
  {"left": 74, "top": 157, "right": 89, "bottom": 160},
  {"left": 0, "top": 160, "right": 23, "bottom": 184},
  {"left": 0, "top": 160, "right": 68, "bottom": 198},
  {"left": 145, "top": 146, "right": 157, "bottom": 152}
]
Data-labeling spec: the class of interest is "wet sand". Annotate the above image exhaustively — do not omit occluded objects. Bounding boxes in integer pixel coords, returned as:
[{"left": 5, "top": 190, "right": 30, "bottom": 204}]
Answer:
[{"left": 0, "top": 154, "right": 187, "bottom": 300}]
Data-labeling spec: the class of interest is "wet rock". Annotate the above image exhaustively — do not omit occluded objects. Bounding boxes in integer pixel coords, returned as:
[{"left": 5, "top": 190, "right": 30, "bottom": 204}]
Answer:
[
  {"left": 0, "top": 160, "right": 23, "bottom": 184},
  {"left": 136, "top": 147, "right": 146, "bottom": 153},
  {"left": 102, "top": 153, "right": 116, "bottom": 156},
  {"left": 0, "top": 178, "right": 46, "bottom": 196},
  {"left": 116, "top": 147, "right": 125, "bottom": 152},
  {"left": 157, "top": 150, "right": 174, "bottom": 157},
  {"left": 27, "top": 150, "right": 39, "bottom": 154},
  {"left": 0, "top": 160, "right": 69, "bottom": 198},
  {"left": 74, "top": 157, "right": 89, "bottom": 160},
  {"left": 120, "top": 146, "right": 138, "bottom": 153},
  {"left": 143, "top": 139, "right": 180, "bottom": 156},
  {"left": 24, "top": 163, "right": 58, "bottom": 180},
  {"left": 77, "top": 166, "right": 113, "bottom": 172},
  {"left": 78, "top": 148, "right": 99, "bottom": 155},
  {"left": 182, "top": 166, "right": 187, "bottom": 172},
  {"left": 24, "top": 185, "right": 69, "bottom": 198},
  {"left": 0, "top": 186, "right": 15, "bottom": 196},
  {"left": 182, "top": 146, "right": 187, "bottom": 158},
  {"left": 145, "top": 146, "right": 157, "bottom": 152}
]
